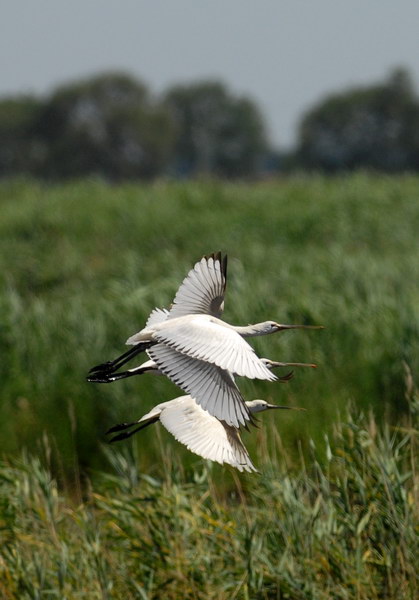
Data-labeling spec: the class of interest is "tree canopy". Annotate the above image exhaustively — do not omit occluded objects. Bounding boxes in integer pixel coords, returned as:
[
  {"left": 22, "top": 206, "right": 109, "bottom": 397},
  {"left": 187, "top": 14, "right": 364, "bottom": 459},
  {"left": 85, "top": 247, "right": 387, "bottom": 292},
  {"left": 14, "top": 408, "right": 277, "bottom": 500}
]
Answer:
[
  {"left": 1, "top": 68, "right": 419, "bottom": 179},
  {"left": 165, "top": 81, "right": 268, "bottom": 177},
  {"left": 295, "top": 69, "right": 419, "bottom": 172},
  {"left": 0, "top": 72, "right": 269, "bottom": 180},
  {"left": 0, "top": 96, "right": 44, "bottom": 176},
  {"left": 35, "top": 73, "right": 175, "bottom": 179}
]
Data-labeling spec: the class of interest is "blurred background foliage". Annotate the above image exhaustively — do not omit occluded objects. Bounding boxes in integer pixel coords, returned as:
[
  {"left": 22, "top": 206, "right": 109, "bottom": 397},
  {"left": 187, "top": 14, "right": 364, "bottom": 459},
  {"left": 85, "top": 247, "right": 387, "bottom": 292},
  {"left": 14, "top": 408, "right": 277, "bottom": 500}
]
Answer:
[
  {"left": 1, "top": 66, "right": 418, "bottom": 594},
  {"left": 1, "top": 67, "right": 419, "bottom": 180},
  {"left": 294, "top": 69, "right": 419, "bottom": 172},
  {"left": 1, "top": 404, "right": 417, "bottom": 599},
  {"left": 0, "top": 175, "right": 418, "bottom": 485},
  {"left": 1, "top": 21, "right": 418, "bottom": 598}
]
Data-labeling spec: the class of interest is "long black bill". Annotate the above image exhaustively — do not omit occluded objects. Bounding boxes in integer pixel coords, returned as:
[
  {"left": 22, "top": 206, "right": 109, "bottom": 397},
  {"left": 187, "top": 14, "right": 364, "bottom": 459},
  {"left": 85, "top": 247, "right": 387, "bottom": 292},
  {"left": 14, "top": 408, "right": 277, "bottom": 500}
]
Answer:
[
  {"left": 267, "top": 404, "right": 306, "bottom": 411},
  {"left": 88, "top": 341, "right": 153, "bottom": 376},
  {"left": 278, "top": 324, "right": 324, "bottom": 331}
]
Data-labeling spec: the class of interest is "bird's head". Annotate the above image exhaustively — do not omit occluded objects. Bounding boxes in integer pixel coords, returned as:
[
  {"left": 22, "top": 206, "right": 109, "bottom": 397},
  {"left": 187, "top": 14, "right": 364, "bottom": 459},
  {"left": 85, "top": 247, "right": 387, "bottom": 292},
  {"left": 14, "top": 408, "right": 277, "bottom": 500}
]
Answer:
[
  {"left": 246, "top": 399, "right": 306, "bottom": 413},
  {"left": 262, "top": 321, "right": 285, "bottom": 334}
]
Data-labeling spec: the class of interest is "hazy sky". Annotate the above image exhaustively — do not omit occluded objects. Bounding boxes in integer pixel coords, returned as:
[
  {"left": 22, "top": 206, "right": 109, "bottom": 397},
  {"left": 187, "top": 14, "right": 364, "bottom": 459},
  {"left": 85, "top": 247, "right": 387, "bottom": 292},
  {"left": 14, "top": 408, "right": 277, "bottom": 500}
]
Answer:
[{"left": 2, "top": 1, "right": 419, "bottom": 147}]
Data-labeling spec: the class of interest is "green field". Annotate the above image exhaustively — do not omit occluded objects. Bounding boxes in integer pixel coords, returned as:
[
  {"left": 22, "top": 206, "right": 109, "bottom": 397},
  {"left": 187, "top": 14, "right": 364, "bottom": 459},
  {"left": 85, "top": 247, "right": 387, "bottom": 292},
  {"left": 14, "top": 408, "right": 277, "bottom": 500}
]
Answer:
[
  {"left": 0, "top": 175, "right": 418, "bottom": 598},
  {"left": 1, "top": 405, "right": 417, "bottom": 599}
]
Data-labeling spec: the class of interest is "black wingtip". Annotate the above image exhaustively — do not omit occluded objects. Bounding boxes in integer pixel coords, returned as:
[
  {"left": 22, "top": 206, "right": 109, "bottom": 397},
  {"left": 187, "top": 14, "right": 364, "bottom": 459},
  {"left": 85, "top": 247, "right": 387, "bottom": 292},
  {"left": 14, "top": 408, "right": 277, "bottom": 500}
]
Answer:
[
  {"left": 203, "top": 251, "right": 227, "bottom": 284},
  {"left": 222, "top": 254, "right": 227, "bottom": 283},
  {"left": 204, "top": 251, "right": 224, "bottom": 264},
  {"left": 204, "top": 251, "right": 219, "bottom": 262}
]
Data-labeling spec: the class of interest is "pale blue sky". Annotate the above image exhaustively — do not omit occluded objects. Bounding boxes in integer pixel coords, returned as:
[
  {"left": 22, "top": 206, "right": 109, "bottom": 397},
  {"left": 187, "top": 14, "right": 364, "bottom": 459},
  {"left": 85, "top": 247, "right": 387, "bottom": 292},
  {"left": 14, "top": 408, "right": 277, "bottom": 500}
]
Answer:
[{"left": 1, "top": 1, "right": 419, "bottom": 147}]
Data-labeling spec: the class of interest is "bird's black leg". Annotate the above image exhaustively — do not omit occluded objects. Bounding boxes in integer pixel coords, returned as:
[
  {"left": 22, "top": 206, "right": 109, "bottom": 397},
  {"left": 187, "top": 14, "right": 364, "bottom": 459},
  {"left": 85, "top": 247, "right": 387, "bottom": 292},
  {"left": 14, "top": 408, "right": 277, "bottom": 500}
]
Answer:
[
  {"left": 107, "top": 418, "right": 158, "bottom": 443},
  {"left": 106, "top": 421, "right": 140, "bottom": 434},
  {"left": 87, "top": 368, "right": 142, "bottom": 383},
  {"left": 88, "top": 341, "right": 153, "bottom": 376}
]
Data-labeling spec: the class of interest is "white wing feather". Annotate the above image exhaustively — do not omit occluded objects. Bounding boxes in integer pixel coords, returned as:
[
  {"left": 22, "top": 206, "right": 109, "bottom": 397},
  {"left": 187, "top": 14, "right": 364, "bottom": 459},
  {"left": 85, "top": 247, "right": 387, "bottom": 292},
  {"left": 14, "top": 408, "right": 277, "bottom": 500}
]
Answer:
[
  {"left": 153, "top": 317, "right": 277, "bottom": 380},
  {"left": 145, "top": 308, "right": 170, "bottom": 328},
  {"left": 159, "top": 397, "right": 257, "bottom": 472},
  {"left": 148, "top": 344, "right": 251, "bottom": 427},
  {"left": 168, "top": 254, "right": 226, "bottom": 319}
]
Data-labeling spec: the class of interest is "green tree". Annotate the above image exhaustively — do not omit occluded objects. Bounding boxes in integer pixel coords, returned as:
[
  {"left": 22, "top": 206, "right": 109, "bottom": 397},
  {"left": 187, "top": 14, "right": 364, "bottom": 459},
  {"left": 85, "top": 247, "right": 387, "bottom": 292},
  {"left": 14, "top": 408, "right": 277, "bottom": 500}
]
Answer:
[
  {"left": 0, "top": 95, "right": 44, "bottom": 176},
  {"left": 295, "top": 68, "right": 419, "bottom": 172},
  {"left": 165, "top": 81, "right": 268, "bottom": 177},
  {"left": 37, "top": 72, "right": 175, "bottom": 180}
]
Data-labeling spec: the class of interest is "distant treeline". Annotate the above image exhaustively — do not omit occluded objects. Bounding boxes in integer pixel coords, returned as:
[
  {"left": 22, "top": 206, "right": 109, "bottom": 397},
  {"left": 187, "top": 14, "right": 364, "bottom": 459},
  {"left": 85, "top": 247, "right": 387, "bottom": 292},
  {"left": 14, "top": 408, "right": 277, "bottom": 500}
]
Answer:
[{"left": 1, "top": 68, "right": 418, "bottom": 179}]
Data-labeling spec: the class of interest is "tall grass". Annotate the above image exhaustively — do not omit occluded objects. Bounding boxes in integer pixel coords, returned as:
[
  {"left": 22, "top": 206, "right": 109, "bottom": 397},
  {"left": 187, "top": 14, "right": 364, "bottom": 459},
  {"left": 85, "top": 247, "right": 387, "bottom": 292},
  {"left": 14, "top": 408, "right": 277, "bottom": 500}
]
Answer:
[
  {"left": 0, "top": 175, "right": 418, "bottom": 477},
  {"left": 0, "top": 394, "right": 417, "bottom": 599}
]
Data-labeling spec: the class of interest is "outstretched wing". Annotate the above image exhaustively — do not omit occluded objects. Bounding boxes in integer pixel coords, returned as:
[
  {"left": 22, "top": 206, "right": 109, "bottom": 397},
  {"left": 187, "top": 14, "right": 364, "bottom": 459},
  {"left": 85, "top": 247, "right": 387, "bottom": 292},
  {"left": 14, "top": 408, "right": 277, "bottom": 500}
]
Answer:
[
  {"left": 160, "top": 396, "right": 257, "bottom": 473},
  {"left": 152, "top": 316, "right": 277, "bottom": 381},
  {"left": 168, "top": 252, "right": 227, "bottom": 319},
  {"left": 148, "top": 344, "right": 251, "bottom": 428},
  {"left": 145, "top": 307, "right": 169, "bottom": 328}
]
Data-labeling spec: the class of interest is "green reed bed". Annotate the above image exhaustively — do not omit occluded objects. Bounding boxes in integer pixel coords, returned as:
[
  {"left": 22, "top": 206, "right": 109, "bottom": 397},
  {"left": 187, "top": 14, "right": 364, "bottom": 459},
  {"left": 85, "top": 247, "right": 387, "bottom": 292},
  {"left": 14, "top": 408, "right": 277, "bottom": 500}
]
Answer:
[
  {"left": 1, "top": 175, "right": 418, "bottom": 476},
  {"left": 1, "top": 398, "right": 417, "bottom": 599}
]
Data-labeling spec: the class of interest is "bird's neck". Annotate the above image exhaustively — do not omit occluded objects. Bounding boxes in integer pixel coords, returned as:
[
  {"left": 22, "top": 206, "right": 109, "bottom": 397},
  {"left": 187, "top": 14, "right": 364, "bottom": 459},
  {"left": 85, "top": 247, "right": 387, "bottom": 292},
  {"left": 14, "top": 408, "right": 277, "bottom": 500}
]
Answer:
[{"left": 232, "top": 322, "right": 270, "bottom": 337}]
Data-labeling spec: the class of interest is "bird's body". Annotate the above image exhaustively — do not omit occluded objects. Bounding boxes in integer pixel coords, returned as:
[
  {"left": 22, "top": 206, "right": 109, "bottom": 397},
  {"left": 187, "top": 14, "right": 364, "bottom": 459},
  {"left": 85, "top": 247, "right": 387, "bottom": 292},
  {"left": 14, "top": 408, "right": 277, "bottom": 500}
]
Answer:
[
  {"left": 90, "top": 351, "right": 314, "bottom": 428},
  {"left": 107, "top": 395, "right": 302, "bottom": 473},
  {"left": 88, "top": 252, "right": 322, "bottom": 428},
  {"left": 127, "top": 313, "right": 278, "bottom": 380}
]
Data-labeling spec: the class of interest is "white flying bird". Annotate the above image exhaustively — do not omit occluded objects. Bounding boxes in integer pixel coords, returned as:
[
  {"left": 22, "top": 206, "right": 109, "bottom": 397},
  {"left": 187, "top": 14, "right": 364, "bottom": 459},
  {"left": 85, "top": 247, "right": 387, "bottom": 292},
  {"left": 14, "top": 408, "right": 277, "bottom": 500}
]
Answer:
[
  {"left": 88, "top": 253, "right": 322, "bottom": 427},
  {"left": 106, "top": 396, "right": 304, "bottom": 473},
  {"left": 89, "top": 355, "right": 315, "bottom": 428}
]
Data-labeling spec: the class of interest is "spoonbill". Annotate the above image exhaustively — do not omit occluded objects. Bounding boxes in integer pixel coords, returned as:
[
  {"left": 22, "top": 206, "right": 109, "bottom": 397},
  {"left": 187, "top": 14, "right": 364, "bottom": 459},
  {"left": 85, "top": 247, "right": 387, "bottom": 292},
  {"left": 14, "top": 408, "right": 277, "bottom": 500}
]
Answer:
[
  {"left": 88, "top": 355, "right": 315, "bottom": 428},
  {"left": 106, "top": 396, "right": 304, "bottom": 473},
  {"left": 88, "top": 253, "right": 322, "bottom": 427},
  {"left": 87, "top": 357, "right": 317, "bottom": 384}
]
